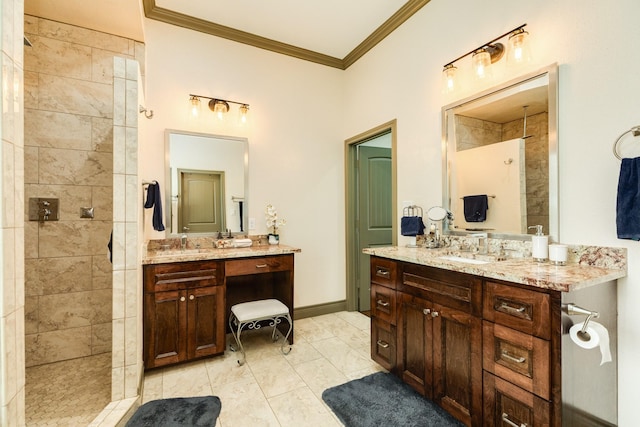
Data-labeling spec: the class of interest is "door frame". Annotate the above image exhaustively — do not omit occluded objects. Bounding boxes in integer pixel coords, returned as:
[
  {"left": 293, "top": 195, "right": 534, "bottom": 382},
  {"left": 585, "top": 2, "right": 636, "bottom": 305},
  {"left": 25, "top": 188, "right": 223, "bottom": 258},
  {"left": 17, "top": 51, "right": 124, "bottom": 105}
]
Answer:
[{"left": 345, "top": 120, "right": 398, "bottom": 311}]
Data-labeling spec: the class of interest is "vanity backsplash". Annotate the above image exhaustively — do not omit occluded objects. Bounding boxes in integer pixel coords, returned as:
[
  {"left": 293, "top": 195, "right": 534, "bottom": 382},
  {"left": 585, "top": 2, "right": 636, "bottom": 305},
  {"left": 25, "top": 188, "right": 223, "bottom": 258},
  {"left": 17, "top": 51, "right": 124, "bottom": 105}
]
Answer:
[{"left": 416, "top": 235, "right": 626, "bottom": 270}]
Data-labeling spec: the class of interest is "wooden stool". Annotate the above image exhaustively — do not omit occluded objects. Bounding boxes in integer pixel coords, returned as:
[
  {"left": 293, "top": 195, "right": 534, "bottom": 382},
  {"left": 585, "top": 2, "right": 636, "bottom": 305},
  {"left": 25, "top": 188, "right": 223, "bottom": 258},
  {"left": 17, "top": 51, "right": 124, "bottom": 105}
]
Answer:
[{"left": 229, "top": 299, "right": 292, "bottom": 365}]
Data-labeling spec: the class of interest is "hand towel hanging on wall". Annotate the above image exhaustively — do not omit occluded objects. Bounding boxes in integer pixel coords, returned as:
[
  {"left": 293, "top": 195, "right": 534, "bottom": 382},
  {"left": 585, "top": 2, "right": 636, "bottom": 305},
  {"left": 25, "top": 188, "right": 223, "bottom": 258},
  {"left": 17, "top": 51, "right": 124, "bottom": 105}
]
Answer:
[
  {"left": 616, "top": 157, "right": 640, "bottom": 240},
  {"left": 401, "top": 216, "right": 425, "bottom": 236},
  {"left": 463, "top": 195, "right": 489, "bottom": 222},
  {"left": 144, "top": 183, "right": 166, "bottom": 231}
]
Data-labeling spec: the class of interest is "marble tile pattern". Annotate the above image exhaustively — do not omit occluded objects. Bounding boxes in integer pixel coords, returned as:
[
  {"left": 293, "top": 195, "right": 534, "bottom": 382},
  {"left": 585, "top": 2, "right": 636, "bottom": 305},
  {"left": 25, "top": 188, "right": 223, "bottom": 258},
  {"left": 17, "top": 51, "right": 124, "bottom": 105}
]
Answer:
[
  {"left": 112, "top": 311, "right": 382, "bottom": 427},
  {"left": 143, "top": 237, "right": 301, "bottom": 265},
  {"left": 364, "top": 237, "right": 627, "bottom": 292},
  {"left": 20, "top": 15, "right": 145, "bottom": 422},
  {"left": 2, "top": 1, "right": 26, "bottom": 425}
]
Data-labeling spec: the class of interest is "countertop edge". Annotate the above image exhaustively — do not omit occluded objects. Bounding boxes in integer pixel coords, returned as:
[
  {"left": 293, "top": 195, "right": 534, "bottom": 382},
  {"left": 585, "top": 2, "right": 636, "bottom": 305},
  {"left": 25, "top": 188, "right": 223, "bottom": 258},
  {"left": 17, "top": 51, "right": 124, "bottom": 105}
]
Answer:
[
  {"left": 364, "top": 246, "right": 626, "bottom": 292},
  {"left": 143, "top": 245, "right": 301, "bottom": 265}
]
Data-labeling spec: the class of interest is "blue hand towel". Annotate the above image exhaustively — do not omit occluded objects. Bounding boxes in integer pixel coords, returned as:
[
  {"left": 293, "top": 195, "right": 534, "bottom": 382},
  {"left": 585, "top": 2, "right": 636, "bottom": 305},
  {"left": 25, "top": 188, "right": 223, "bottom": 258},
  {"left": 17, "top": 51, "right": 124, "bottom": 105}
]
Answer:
[
  {"left": 616, "top": 157, "right": 640, "bottom": 240},
  {"left": 401, "top": 216, "right": 425, "bottom": 236},
  {"left": 144, "top": 183, "right": 166, "bottom": 232},
  {"left": 463, "top": 195, "right": 489, "bottom": 222}
]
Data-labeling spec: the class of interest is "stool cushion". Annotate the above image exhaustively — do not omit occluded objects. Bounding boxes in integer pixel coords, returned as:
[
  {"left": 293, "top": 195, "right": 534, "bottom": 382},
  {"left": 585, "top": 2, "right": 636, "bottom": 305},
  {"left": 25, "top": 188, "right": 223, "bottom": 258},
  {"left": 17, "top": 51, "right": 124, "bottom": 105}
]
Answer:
[{"left": 231, "top": 299, "right": 289, "bottom": 323}]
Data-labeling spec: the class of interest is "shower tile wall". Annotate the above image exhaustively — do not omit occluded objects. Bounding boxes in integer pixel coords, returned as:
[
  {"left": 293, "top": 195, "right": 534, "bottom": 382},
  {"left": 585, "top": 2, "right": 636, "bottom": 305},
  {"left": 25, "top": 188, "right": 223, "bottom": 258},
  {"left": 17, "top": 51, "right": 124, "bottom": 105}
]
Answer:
[
  {"left": 455, "top": 112, "right": 549, "bottom": 232},
  {"left": 1, "top": 0, "right": 26, "bottom": 424},
  {"left": 23, "top": 16, "right": 143, "bottom": 367}
]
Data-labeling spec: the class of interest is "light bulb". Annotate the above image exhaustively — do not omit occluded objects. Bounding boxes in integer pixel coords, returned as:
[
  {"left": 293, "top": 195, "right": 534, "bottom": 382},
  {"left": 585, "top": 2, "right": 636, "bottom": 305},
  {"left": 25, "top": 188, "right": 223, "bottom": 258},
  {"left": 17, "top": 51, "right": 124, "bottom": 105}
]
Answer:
[
  {"left": 189, "top": 96, "right": 201, "bottom": 118},
  {"left": 472, "top": 48, "right": 492, "bottom": 80},
  {"left": 239, "top": 104, "right": 249, "bottom": 124},
  {"left": 442, "top": 64, "right": 457, "bottom": 94},
  {"left": 508, "top": 28, "right": 531, "bottom": 65}
]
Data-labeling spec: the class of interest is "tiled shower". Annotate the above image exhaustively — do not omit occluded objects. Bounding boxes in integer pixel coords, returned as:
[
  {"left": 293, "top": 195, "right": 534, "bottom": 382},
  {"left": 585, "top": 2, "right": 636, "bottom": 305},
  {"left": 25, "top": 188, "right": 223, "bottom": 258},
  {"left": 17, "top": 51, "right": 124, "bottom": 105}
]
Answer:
[{"left": 23, "top": 15, "right": 144, "bottom": 424}]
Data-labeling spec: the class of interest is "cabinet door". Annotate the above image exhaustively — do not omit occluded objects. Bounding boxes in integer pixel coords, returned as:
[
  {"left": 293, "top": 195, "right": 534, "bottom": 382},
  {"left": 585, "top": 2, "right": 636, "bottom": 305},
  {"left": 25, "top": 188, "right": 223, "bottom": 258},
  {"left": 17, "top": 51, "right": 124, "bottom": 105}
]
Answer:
[
  {"left": 145, "top": 290, "right": 187, "bottom": 368},
  {"left": 397, "top": 293, "right": 433, "bottom": 397},
  {"left": 187, "top": 286, "right": 226, "bottom": 359},
  {"left": 432, "top": 302, "right": 483, "bottom": 427}
]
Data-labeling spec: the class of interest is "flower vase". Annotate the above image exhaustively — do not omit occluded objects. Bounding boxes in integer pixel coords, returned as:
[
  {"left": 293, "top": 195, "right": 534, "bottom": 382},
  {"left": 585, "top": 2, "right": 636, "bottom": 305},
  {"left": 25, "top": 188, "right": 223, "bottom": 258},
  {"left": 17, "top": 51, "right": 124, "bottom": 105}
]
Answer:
[{"left": 268, "top": 234, "right": 279, "bottom": 245}]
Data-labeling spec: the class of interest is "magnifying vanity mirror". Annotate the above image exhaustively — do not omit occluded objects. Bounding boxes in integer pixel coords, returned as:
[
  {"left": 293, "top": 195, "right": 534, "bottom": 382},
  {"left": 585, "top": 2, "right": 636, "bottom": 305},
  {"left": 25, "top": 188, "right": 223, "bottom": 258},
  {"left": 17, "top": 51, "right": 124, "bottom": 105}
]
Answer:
[
  {"left": 442, "top": 64, "right": 558, "bottom": 241},
  {"left": 164, "top": 130, "right": 249, "bottom": 236}
]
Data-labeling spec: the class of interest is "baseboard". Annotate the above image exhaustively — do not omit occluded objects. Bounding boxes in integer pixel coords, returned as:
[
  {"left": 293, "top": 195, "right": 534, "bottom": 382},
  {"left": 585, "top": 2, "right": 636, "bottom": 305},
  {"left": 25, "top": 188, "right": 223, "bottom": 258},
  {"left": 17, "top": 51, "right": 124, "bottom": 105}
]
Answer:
[{"left": 293, "top": 300, "right": 347, "bottom": 319}]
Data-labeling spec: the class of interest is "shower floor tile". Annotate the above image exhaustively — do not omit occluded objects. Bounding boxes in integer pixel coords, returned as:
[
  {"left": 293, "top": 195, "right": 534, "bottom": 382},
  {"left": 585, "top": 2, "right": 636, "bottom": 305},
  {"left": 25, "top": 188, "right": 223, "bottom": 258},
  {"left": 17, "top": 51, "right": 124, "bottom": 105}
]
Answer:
[{"left": 25, "top": 353, "right": 111, "bottom": 426}]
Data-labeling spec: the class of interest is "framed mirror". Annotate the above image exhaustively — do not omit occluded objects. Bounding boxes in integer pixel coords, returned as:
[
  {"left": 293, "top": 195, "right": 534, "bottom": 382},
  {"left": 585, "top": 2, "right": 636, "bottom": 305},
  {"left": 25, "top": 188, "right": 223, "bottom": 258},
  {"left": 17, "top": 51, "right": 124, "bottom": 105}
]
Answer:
[
  {"left": 442, "top": 64, "right": 558, "bottom": 241},
  {"left": 164, "top": 130, "right": 249, "bottom": 236}
]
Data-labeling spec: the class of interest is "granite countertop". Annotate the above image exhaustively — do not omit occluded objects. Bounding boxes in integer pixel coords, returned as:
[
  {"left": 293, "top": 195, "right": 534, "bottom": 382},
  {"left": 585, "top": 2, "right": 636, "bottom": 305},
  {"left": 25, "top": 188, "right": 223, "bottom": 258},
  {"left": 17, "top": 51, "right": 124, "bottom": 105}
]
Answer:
[
  {"left": 363, "top": 246, "right": 627, "bottom": 292},
  {"left": 143, "top": 244, "right": 301, "bottom": 265}
]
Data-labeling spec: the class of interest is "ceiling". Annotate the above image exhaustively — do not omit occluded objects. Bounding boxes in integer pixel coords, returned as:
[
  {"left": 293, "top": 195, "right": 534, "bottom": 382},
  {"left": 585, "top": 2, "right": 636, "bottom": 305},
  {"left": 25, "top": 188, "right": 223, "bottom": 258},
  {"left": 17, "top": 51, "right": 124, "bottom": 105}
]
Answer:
[{"left": 24, "top": 0, "right": 430, "bottom": 69}]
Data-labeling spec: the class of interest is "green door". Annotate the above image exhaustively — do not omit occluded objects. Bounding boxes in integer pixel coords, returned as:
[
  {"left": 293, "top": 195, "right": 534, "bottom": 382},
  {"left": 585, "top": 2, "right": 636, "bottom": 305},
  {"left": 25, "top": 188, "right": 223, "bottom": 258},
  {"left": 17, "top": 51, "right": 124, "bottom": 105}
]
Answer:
[{"left": 357, "top": 146, "right": 392, "bottom": 311}]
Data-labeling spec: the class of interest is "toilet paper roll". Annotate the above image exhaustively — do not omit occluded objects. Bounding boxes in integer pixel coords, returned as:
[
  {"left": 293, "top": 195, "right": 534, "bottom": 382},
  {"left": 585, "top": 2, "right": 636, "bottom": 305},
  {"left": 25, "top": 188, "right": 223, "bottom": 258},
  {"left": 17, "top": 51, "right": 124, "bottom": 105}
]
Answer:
[{"left": 569, "top": 321, "right": 612, "bottom": 365}]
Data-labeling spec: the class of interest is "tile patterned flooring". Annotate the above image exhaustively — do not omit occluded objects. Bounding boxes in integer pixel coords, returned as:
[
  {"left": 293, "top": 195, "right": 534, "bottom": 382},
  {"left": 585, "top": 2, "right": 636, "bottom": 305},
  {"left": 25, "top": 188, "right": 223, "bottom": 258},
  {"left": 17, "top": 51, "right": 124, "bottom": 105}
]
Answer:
[
  {"left": 141, "top": 311, "right": 382, "bottom": 427},
  {"left": 23, "top": 311, "right": 380, "bottom": 426},
  {"left": 25, "top": 353, "right": 112, "bottom": 426}
]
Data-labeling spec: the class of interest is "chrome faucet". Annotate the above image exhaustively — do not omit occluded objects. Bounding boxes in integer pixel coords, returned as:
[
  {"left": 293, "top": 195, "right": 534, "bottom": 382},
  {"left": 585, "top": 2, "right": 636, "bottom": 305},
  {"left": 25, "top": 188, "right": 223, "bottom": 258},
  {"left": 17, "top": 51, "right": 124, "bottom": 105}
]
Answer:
[{"left": 470, "top": 232, "right": 488, "bottom": 254}]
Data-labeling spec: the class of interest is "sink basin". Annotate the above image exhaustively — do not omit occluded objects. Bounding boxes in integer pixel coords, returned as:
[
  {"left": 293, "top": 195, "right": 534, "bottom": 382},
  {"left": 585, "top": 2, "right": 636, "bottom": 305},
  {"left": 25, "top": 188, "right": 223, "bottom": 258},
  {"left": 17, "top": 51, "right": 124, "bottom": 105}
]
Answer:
[{"left": 437, "top": 255, "right": 490, "bottom": 265}]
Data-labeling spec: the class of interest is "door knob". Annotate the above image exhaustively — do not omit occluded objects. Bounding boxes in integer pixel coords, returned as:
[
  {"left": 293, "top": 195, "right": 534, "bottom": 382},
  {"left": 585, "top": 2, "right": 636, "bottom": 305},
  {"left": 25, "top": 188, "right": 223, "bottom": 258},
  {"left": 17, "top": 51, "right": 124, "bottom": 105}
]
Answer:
[
  {"left": 189, "top": 294, "right": 195, "bottom": 300},
  {"left": 423, "top": 308, "right": 431, "bottom": 315},
  {"left": 431, "top": 311, "right": 439, "bottom": 317},
  {"left": 180, "top": 296, "right": 186, "bottom": 302}
]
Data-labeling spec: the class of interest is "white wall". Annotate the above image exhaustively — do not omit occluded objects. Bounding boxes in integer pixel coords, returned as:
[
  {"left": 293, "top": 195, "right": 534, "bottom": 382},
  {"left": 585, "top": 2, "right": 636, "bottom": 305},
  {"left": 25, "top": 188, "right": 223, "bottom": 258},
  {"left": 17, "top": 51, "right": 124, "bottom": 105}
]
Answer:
[
  {"left": 141, "top": 19, "right": 346, "bottom": 308},
  {"left": 342, "top": 0, "right": 640, "bottom": 424},
  {"left": 142, "top": 0, "right": 640, "bottom": 422}
]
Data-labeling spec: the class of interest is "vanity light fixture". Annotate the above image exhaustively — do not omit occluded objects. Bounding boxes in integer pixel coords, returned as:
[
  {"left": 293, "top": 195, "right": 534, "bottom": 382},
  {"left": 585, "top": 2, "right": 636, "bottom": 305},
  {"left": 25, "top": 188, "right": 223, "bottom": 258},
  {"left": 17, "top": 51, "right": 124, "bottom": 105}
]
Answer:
[
  {"left": 442, "top": 24, "right": 529, "bottom": 92},
  {"left": 188, "top": 94, "right": 250, "bottom": 122}
]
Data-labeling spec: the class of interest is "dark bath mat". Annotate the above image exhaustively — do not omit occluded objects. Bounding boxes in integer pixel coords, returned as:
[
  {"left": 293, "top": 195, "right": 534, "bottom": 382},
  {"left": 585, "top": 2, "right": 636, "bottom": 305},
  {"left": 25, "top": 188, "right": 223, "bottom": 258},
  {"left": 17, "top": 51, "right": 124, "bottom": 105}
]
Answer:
[
  {"left": 322, "top": 372, "right": 463, "bottom": 427},
  {"left": 125, "top": 395, "right": 221, "bottom": 427}
]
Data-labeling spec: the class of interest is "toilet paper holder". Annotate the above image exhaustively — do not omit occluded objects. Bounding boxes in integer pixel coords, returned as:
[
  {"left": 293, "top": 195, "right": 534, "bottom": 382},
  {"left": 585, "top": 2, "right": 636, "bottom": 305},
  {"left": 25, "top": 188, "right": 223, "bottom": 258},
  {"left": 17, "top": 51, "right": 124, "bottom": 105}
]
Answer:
[{"left": 563, "top": 303, "right": 600, "bottom": 336}]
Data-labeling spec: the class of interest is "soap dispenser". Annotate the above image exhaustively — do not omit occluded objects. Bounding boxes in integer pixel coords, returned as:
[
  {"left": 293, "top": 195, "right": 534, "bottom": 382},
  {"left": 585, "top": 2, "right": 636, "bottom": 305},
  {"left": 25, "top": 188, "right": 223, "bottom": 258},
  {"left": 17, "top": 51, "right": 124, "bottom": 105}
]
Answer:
[{"left": 528, "top": 225, "right": 548, "bottom": 262}]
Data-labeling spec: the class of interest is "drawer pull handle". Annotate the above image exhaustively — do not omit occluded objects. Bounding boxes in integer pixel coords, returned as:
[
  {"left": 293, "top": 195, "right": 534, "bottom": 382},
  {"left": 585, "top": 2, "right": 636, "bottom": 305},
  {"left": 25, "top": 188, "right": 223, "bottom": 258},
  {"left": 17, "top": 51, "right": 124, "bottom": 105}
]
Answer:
[
  {"left": 180, "top": 296, "right": 186, "bottom": 302},
  {"left": 377, "top": 300, "right": 390, "bottom": 307},
  {"left": 255, "top": 264, "right": 268, "bottom": 268},
  {"left": 423, "top": 308, "right": 431, "bottom": 315},
  {"left": 500, "top": 302, "right": 526, "bottom": 314},
  {"left": 376, "top": 268, "right": 390, "bottom": 278},
  {"left": 501, "top": 350, "right": 526, "bottom": 364},
  {"left": 502, "top": 412, "right": 527, "bottom": 427},
  {"left": 376, "top": 340, "right": 389, "bottom": 349}
]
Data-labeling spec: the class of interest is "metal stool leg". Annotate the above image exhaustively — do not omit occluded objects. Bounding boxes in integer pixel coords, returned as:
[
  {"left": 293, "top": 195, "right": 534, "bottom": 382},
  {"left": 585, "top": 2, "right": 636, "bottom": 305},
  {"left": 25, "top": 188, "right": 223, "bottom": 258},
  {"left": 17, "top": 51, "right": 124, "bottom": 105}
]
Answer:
[
  {"left": 280, "top": 314, "right": 293, "bottom": 355},
  {"left": 228, "top": 313, "right": 247, "bottom": 366}
]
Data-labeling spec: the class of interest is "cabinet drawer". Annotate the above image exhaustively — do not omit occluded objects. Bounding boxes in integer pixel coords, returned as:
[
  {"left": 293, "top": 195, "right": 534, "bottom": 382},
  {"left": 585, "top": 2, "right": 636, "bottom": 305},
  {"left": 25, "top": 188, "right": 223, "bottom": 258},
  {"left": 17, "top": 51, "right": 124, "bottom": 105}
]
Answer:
[
  {"left": 483, "top": 281, "right": 551, "bottom": 340},
  {"left": 483, "top": 321, "right": 550, "bottom": 399},
  {"left": 483, "top": 372, "right": 550, "bottom": 427},
  {"left": 371, "top": 284, "right": 396, "bottom": 325},
  {"left": 370, "top": 257, "right": 397, "bottom": 289},
  {"left": 371, "top": 317, "right": 396, "bottom": 371},
  {"left": 144, "top": 261, "right": 221, "bottom": 292},
  {"left": 400, "top": 263, "right": 482, "bottom": 315},
  {"left": 225, "top": 255, "right": 292, "bottom": 276}
]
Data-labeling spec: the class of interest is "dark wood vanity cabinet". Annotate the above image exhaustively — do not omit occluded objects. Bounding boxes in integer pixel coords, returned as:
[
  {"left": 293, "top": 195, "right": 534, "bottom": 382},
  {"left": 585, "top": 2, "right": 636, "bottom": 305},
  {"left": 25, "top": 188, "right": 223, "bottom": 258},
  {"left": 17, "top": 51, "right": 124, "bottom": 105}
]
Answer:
[
  {"left": 369, "top": 256, "right": 561, "bottom": 427},
  {"left": 397, "top": 262, "right": 483, "bottom": 427},
  {"left": 144, "top": 260, "right": 225, "bottom": 369},
  {"left": 370, "top": 257, "right": 397, "bottom": 371}
]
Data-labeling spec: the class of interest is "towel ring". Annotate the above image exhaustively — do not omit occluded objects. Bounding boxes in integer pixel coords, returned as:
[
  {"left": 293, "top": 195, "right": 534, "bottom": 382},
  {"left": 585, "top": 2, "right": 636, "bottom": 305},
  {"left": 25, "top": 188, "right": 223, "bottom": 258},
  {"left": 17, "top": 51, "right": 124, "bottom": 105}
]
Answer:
[{"left": 613, "top": 125, "right": 640, "bottom": 160}]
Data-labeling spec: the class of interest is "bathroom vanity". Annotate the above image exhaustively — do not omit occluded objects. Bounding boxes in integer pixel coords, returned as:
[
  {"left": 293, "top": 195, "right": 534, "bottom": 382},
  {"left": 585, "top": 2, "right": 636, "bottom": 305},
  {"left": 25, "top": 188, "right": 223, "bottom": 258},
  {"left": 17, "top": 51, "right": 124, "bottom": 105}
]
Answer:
[
  {"left": 142, "top": 244, "right": 300, "bottom": 369},
  {"left": 366, "top": 245, "right": 625, "bottom": 427}
]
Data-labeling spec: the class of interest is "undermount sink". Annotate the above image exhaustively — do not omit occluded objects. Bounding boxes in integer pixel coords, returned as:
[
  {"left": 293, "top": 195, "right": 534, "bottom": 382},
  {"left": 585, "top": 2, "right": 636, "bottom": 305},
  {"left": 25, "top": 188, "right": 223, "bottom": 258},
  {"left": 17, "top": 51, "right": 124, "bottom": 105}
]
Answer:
[{"left": 437, "top": 255, "right": 490, "bottom": 265}]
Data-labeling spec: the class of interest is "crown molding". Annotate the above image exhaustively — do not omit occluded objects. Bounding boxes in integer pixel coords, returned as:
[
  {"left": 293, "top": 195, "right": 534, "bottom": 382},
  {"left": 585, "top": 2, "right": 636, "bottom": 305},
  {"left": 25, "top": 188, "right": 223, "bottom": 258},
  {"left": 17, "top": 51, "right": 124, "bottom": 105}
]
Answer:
[
  {"left": 142, "top": 0, "right": 429, "bottom": 70},
  {"left": 343, "top": 0, "right": 431, "bottom": 69}
]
